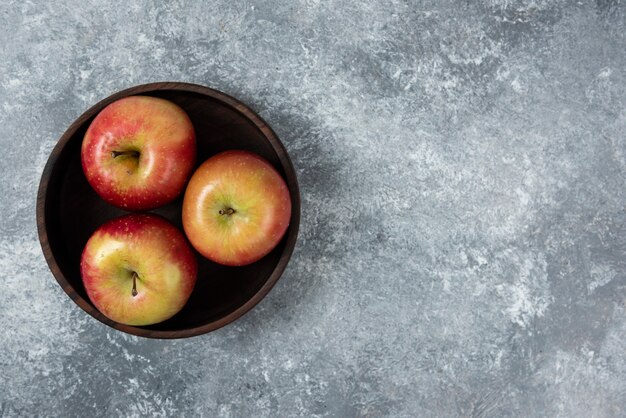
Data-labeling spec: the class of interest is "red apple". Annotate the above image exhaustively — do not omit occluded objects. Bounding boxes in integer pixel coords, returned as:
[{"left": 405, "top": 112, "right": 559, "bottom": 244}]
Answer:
[
  {"left": 80, "top": 214, "right": 197, "bottom": 326},
  {"left": 182, "top": 150, "right": 292, "bottom": 266},
  {"left": 81, "top": 96, "right": 196, "bottom": 211}
]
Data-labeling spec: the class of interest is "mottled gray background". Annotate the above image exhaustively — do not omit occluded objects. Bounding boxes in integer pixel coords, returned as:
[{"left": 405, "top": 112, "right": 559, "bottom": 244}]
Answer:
[{"left": 0, "top": 0, "right": 625, "bottom": 417}]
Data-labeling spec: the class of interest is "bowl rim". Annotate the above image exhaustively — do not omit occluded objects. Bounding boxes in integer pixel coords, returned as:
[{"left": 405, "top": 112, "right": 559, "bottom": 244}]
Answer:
[{"left": 36, "top": 81, "right": 301, "bottom": 339}]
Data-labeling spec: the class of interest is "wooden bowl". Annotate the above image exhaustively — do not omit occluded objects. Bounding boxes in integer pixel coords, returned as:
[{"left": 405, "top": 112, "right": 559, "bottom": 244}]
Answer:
[{"left": 37, "top": 82, "right": 300, "bottom": 339}]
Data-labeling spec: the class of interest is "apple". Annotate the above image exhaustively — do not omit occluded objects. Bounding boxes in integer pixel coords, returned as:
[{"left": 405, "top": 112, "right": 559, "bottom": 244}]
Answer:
[
  {"left": 80, "top": 214, "right": 197, "bottom": 326},
  {"left": 182, "top": 150, "right": 292, "bottom": 266},
  {"left": 81, "top": 95, "right": 196, "bottom": 211}
]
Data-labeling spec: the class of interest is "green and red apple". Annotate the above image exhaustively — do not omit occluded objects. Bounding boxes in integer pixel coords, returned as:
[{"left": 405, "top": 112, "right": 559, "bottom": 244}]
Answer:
[
  {"left": 80, "top": 214, "right": 197, "bottom": 326},
  {"left": 182, "top": 150, "right": 292, "bottom": 266},
  {"left": 81, "top": 96, "right": 196, "bottom": 211}
]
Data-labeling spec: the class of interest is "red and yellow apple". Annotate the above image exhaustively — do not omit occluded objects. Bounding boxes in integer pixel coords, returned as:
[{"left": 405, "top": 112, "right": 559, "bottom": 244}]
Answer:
[
  {"left": 81, "top": 96, "right": 196, "bottom": 211},
  {"left": 80, "top": 214, "right": 197, "bottom": 326},
  {"left": 182, "top": 150, "right": 291, "bottom": 266}
]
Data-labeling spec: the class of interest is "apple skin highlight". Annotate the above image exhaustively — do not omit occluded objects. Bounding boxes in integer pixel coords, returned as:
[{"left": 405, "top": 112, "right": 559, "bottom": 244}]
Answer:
[
  {"left": 81, "top": 95, "right": 196, "bottom": 211},
  {"left": 80, "top": 214, "right": 198, "bottom": 326},
  {"left": 182, "top": 150, "right": 292, "bottom": 266}
]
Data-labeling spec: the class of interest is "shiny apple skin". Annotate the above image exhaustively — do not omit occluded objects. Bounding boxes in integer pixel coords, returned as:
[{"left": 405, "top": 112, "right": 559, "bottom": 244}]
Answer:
[
  {"left": 80, "top": 214, "right": 198, "bottom": 326},
  {"left": 81, "top": 96, "right": 196, "bottom": 211},
  {"left": 182, "top": 150, "right": 292, "bottom": 266}
]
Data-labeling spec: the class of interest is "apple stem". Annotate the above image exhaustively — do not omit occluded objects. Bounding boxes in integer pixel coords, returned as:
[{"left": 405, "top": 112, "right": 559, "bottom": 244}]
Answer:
[
  {"left": 219, "top": 208, "right": 236, "bottom": 216},
  {"left": 111, "top": 150, "right": 140, "bottom": 159},
  {"left": 131, "top": 271, "right": 138, "bottom": 297}
]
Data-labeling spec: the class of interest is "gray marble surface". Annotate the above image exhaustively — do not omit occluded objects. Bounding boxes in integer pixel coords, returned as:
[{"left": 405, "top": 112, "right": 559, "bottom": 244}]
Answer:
[{"left": 1, "top": 1, "right": 625, "bottom": 417}]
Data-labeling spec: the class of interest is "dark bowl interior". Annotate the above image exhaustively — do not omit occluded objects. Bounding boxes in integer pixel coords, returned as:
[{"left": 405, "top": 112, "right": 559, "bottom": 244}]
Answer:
[{"left": 37, "top": 82, "right": 300, "bottom": 339}]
